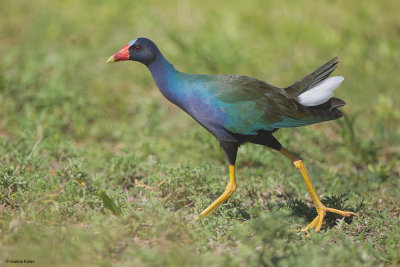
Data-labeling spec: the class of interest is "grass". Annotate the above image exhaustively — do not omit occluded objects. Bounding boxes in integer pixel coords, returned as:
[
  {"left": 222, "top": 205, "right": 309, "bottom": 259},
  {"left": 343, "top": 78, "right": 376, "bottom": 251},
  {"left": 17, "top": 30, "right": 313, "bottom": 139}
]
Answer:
[{"left": 1, "top": 0, "right": 400, "bottom": 266}]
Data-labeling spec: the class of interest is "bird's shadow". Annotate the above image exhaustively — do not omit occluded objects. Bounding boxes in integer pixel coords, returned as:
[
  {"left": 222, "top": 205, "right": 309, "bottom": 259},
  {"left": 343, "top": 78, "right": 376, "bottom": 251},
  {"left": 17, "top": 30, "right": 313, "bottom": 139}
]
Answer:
[{"left": 280, "top": 194, "right": 364, "bottom": 229}]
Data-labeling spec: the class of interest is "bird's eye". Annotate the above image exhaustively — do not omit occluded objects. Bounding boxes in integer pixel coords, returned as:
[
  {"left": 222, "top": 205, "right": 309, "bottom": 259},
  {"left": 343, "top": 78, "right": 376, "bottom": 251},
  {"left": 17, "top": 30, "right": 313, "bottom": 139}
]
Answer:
[{"left": 135, "top": 45, "right": 141, "bottom": 51}]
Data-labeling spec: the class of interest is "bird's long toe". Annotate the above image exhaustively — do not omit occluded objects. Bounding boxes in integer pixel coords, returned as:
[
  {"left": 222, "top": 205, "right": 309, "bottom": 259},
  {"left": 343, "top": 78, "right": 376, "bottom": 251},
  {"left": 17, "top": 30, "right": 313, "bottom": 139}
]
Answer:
[
  {"left": 301, "top": 215, "right": 320, "bottom": 232},
  {"left": 324, "top": 207, "right": 359, "bottom": 218}
]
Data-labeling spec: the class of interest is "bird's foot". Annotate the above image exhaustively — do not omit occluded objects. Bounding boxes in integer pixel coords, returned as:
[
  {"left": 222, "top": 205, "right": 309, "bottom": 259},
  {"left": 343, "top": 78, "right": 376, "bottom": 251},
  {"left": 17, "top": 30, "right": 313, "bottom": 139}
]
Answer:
[{"left": 301, "top": 205, "right": 359, "bottom": 232}]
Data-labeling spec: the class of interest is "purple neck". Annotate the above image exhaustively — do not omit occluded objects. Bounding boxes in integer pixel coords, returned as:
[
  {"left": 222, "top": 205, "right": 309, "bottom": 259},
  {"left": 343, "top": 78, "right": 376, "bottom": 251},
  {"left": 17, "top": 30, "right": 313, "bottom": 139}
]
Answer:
[{"left": 146, "top": 53, "right": 179, "bottom": 102}]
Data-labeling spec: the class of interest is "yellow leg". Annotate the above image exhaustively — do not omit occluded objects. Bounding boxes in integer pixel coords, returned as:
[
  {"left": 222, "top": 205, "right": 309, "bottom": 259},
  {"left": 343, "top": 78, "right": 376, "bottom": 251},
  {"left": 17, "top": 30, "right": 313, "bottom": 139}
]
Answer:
[
  {"left": 200, "top": 165, "right": 236, "bottom": 216},
  {"left": 280, "top": 148, "right": 359, "bottom": 231}
]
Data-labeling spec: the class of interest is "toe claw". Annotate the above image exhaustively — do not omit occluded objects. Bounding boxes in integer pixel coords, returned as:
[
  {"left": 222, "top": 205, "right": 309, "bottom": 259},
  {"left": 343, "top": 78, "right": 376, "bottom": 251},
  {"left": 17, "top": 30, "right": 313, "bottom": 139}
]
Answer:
[{"left": 349, "top": 212, "right": 360, "bottom": 218}]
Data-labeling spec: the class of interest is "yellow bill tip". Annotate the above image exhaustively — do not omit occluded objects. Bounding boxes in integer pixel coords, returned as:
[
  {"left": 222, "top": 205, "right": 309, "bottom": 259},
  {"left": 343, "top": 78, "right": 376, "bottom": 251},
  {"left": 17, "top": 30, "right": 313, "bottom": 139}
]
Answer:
[{"left": 106, "top": 55, "right": 115, "bottom": 63}]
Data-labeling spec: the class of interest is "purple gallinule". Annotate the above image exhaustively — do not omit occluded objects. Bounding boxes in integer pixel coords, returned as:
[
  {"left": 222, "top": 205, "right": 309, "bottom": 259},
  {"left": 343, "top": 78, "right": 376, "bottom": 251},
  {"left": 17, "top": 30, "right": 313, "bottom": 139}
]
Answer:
[{"left": 107, "top": 38, "right": 358, "bottom": 231}]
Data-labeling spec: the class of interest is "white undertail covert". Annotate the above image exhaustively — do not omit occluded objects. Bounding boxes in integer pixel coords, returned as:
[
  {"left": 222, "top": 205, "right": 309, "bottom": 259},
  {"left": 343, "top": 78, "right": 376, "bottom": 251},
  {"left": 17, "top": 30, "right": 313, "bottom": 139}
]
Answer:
[{"left": 297, "top": 76, "right": 344, "bottom": 107}]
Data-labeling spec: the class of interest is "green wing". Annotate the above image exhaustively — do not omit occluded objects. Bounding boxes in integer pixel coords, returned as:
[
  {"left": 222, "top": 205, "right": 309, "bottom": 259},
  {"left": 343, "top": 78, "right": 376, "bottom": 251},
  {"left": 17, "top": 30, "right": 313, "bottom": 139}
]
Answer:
[{"left": 211, "top": 75, "right": 341, "bottom": 134}]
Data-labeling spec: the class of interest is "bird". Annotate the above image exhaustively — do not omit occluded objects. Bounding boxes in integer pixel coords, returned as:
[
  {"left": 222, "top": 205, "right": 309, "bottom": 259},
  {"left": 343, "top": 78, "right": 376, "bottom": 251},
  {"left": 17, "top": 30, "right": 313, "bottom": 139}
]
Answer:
[{"left": 106, "top": 37, "right": 358, "bottom": 231}]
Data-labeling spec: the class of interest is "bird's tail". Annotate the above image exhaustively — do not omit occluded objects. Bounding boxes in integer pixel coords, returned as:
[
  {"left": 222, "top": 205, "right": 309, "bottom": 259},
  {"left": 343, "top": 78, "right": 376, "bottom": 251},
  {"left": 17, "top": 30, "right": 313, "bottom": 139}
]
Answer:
[
  {"left": 284, "top": 57, "right": 345, "bottom": 114},
  {"left": 285, "top": 57, "right": 339, "bottom": 98}
]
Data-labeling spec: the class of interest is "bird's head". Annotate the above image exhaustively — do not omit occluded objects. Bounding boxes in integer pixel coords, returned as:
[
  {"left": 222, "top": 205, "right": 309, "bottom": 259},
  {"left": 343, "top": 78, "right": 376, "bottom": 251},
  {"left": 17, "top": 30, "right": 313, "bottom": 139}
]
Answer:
[{"left": 106, "top": 38, "right": 159, "bottom": 66}]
